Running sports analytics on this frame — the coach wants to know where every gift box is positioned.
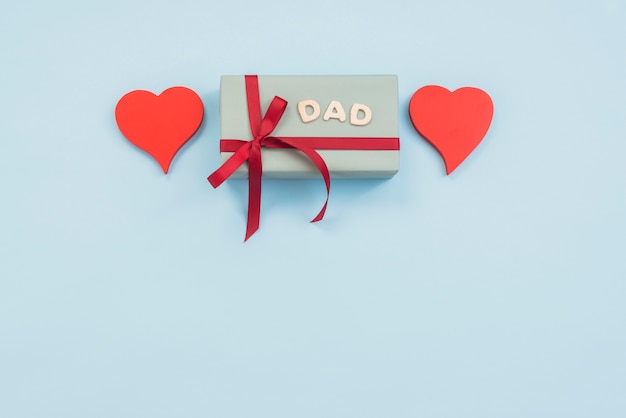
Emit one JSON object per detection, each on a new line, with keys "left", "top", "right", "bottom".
{"left": 218, "top": 75, "right": 400, "bottom": 178}
{"left": 209, "top": 75, "right": 400, "bottom": 240}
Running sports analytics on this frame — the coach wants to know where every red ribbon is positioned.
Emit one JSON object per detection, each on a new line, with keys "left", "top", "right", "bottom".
{"left": 208, "top": 75, "right": 399, "bottom": 241}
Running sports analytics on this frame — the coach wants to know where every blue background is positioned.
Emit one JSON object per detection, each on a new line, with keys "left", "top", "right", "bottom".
{"left": 2, "top": 1, "right": 625, "bottom": 417}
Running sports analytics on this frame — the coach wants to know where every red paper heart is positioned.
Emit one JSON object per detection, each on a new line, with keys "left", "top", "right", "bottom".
{"left": 409, "top": 85, "right": 493, "bottom": 174}
{"left": 115, "top": 87, "right": 204, "bottom": 173}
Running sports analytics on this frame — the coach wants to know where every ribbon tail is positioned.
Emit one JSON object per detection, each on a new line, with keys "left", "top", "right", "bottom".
{"left": 245, "top": 140, "right": 263, "bottom": 241}
{"left": 271, "top": 137, "right": 331, "bottom": 223}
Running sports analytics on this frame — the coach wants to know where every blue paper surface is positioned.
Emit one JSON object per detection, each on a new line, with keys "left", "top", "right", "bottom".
{"left": 1, "top": 1, "right": 625, "bottom": 417}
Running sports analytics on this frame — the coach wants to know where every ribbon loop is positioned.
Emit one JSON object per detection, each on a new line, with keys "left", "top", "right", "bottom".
{"left": 207, "top": 142, "right": 251, "bottom": 188}
{"left": 257, "top": 96, "right": 288, "bottom": 140}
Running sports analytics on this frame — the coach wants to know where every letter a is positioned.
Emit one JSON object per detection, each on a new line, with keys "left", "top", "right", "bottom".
{"left": 322, "top": 100, "right": 346, "bottom": 122}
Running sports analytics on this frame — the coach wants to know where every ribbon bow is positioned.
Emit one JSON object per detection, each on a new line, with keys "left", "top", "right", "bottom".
{"left": 208, "top": 75, "right": 330, "bottom": 241}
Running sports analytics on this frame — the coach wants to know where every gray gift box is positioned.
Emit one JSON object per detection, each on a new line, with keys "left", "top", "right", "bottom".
{"left": 219, "top": 75, "right": 399, "bottom": 178}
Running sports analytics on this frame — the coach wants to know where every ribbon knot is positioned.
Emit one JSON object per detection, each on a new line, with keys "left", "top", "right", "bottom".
{"left": 208, "top": 75, "right": 331, "bottom": 241}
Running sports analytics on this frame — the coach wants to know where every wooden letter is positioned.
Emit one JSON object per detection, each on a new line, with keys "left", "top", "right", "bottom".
{"left": 297, "top": 100, "right": 321, "bottom": 123}
{"left": 322, "top": 100, "right": 346, "bottom": 122}
{"left": 350, "top": 103, "right": 372, "bottom": 126}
